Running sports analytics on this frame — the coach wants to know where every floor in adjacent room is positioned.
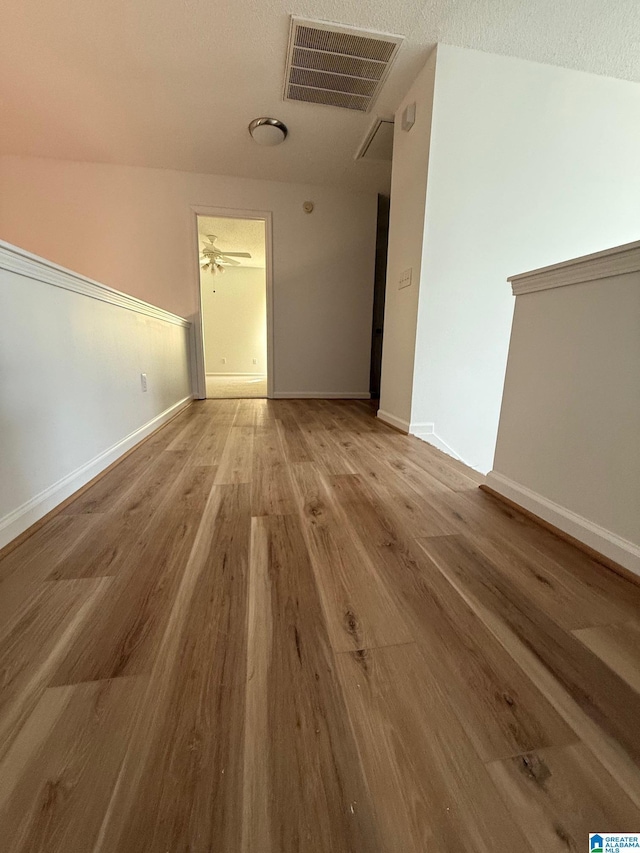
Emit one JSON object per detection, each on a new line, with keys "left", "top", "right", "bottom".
{"left": 205, "top": 373, "right": 267, "bottom": 398}
{"left": 1, "top": 398, "right": 639, "bottom": 852}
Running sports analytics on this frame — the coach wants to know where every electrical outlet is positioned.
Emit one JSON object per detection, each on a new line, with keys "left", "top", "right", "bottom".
{"left": 398, "top": 268, "right": 412, "bottom": 290}
{"left": 252, "top": 358, "right": 257, "bottom": 364}
{"left": 140, "top": 373, "right": 148, "bottom": 392}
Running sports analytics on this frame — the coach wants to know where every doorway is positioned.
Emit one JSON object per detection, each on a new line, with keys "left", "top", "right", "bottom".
{"left": 370, "top": 194, "right": 390, "bottom": 399}
{"left": 195, "top": 212, "right": 272, "bottom": 399}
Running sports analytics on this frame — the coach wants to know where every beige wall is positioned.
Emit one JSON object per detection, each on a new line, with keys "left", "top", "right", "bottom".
{"left": 0, "top": 155, "right": 377, "bottom": 396}
{"left": 489, "top": 247, "right": 640, "bottom": 574}
{"left": 378, "top": 50, "right": 436, "bottom": 429}
{"left": 201, "top": 265, "right": 267, "bottom": 375}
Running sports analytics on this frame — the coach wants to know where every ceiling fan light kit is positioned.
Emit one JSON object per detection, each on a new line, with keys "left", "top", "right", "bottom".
{"left": 248, "top": 117, "right": 288, "bottom": 146}
{"left": 200, "top": 234, "right": 252, "bottom": 275}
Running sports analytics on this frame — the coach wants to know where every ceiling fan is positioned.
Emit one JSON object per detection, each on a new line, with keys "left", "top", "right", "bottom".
{"left": 200, "top": 234, "right": 252, "bottom": 274}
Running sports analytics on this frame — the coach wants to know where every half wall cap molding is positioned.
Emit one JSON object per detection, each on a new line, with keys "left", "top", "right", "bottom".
{"left": 0, "top": 239, "right": 190, "bottom": 328}
{"left": 508, "top": 238, "right": 640, "bottom": 296}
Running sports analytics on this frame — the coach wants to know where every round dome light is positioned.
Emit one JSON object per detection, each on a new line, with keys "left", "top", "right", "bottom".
{"left": 248, "top": 117, "right": 288, "bottom": 146}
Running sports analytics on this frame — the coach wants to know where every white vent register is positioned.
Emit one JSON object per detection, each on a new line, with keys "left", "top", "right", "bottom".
{"left": 284, "top": 18, "right": 404, "bottom": 112}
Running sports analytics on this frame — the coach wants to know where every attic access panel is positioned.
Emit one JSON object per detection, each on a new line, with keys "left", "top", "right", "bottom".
{"left": 284, "top": 17, "right": 404, "bottom": 112}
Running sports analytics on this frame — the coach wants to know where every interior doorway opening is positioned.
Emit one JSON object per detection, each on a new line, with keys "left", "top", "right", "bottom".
{"left": 197, "top": 214, "right": 269, "bottom": 399}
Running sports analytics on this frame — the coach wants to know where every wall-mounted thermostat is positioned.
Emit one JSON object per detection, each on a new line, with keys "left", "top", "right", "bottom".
{"left": 303, "top": 201, "right": 314, "bottom": 214}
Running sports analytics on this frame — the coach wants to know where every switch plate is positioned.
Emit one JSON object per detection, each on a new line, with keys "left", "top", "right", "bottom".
{"left": 398, "top": 268, "right": 412, "bottom": 289}
{"left": 221, "top": 357, "right": 227, "bottom": 364}
{"left": 140, "top": 373, "right": 148, "bottom": 392}
{"left": 402, "top": 102, "right": 416, "bottom": 131}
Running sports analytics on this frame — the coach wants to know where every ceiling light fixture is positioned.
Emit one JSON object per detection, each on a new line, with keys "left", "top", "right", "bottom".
{"left": 248, "top": 117, "right": 288, "bottom": 146}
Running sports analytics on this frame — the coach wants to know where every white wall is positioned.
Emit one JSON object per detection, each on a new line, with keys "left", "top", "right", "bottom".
{"left": 0, "top": 156, "right": 377, "bottom": 396}
{"left": 487, "top": 243, "right": 640, "bottom": 574}
{"left": 381, "top": 45, "right": 640, "bottom": 470}
{"left": 381, "top": 45, "right": 640, "bottom": 472}
{"left": 378, "top": 50, "right": 436, "bottom": 430}
{"left": 201, "top": 265, "right": 267, "bottom": 375}
{"left": 0, "top": 240, "right": 192, "bottom": 549}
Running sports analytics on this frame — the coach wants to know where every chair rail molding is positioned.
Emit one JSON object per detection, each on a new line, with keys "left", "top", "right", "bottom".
{"left": 509, "top": 238, "right": 640, "bottom": 295}
{"left": 0, "top": 239, "right": 190, "bottom": 328}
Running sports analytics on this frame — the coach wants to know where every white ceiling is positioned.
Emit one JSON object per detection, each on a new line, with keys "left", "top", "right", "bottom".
{"left": 198, "top": 216, "right": 266, "bottom": 268}
{"left": 2, "top": 0, "right": 639, "bottom": 194}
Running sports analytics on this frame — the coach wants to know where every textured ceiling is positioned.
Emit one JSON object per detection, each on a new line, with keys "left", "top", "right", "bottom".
{"left": 198, "top": 216, "right": 266, "bottom": 268}
{"left": 1, "top": 0, "right": 639, "bottom": 193}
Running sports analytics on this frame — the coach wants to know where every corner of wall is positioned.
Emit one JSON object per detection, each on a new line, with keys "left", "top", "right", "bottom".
{"left": 378, "top": 50, "right": 438, "bottom": 429}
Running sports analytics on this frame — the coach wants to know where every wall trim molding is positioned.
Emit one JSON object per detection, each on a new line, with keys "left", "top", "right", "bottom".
{"left": 0, "top": 395, "right": 194, "bottom": 551}
{"left": 409, "top": 421, "right": 434, "bottom": 435}
{"left": 206, "top": 372, "right": 267, "bottom": 378}
{"left": 377, "top": 409, "right": 410, "bottom": 432}
{"left": 273, "top": 391, "right": 371, "bottom": 400}
{"left": 0, "top": 239, "right": 191, "bottom": 328}
{"left": 508, "top": 239, "right": 640, "bottom": 296}
{"left": 484, "top": 471, "right": 640, "bottom": 576}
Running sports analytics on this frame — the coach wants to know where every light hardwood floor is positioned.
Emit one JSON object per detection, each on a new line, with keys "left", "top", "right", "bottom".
{"left": 1, "top": 398, "right": 639, "bottom": 852}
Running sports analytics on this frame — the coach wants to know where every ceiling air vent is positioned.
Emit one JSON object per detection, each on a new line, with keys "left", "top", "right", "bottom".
{"left": 284, "top": 18, "right": 404, "bottom": 112}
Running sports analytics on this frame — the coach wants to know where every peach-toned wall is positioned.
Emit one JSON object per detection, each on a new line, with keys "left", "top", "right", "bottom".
{"left": 0, "top": 156, "right": 377, "bottom": 395}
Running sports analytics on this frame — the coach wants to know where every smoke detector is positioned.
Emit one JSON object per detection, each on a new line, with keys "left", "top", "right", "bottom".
{"left": 283, "top": 17, "right": 404, "bottom": 112}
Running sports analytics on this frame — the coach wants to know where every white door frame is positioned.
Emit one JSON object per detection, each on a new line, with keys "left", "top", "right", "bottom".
{"left": 190, "top": 205, "right": 274, "bottom": 399}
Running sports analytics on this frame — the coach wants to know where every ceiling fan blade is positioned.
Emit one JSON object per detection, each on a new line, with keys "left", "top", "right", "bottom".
{"left": 222, "top": 252, "right": 252, "bottom": 257}
{"left": 219, "top": 256, "right": 242, "bottom": 266}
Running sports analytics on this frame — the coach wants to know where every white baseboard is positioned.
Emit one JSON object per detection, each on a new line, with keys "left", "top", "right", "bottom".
{"left": 0, "top": 395, "right": 193, "bottom": 551}
{"left": 206, "top": 372, "right": 266, "bottom": 378}
{"left": 411, "top": 423, "right": 464, "bottom": 461}
{"left": 485, "top": 471, "right": 640, "bottom": 577}
{"left": 377, "top": 409, "right": 410, "bottom": 432}
{"left": 272, "top": 391, "right": 371, "bottom": 399}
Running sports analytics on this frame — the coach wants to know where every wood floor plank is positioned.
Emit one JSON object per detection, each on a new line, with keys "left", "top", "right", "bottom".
{"left": 418, "top": 534, "right": 640, "bottom": 767}
{"left": 0, "top": 514, "right": 101, "bottom": 587}
{"left": 188, "top": 419, "right": 232, "bottom": 467}
{"left": 335, "top": 643, "right": 535, "bottom": 853}
{"left": 338, "top": 445, "right": 460, "bottom": 538}
{"left": 250, "top": 423, "right": 296, "bottom": 516}
{"left": 325, "top": 474, "right": 576, "bottom": 760}
{"left": 50, "top": 450, "right": 190, "bottom": 579}
{"left": 60, "top": 408, "right": 197, "bottom": 515}
{"left": 95, "top": 483, "right": 252, "bottom": 853}
{"left": 299, "top": 429, "right": 357, "bottom": 475}
{"left": 2, "top": 399, "right": 639, "bottom": 850}
{"left": 214, "top": 425, "right": 254, "bottom": 484}
{"left": 0, "top": 677, "right": 146, "bottom": 853}
{"left": 50, "top": 465, "right": 216, "bottom": 684}
{"left": 403, "top": 539, "right": 579, "bottom": 761}
{"left": 433, "top": 488, "right": 640, "bottom": 629}
{"left": 0, "top": 577, "right": 111, "bottom": 761}
{"left": 234, "top": 398, "right": 258, "bottom": 427}
{"left": 275, "top": 410, "right": 313, "bottom": 464}
{"left": 573, "top": 620, "right": 640, "bottom": 694}
{"left": 0, "top": 515, "right": 103, "bottom": 635}
{"left": 486, "top": 744, "right": 640, "bottom": 852}
{"left": 242, "top": 514, "right": 381, "bottom": 852}
{"left": 290, "top": 462, "right": 413, "bottom": 652}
